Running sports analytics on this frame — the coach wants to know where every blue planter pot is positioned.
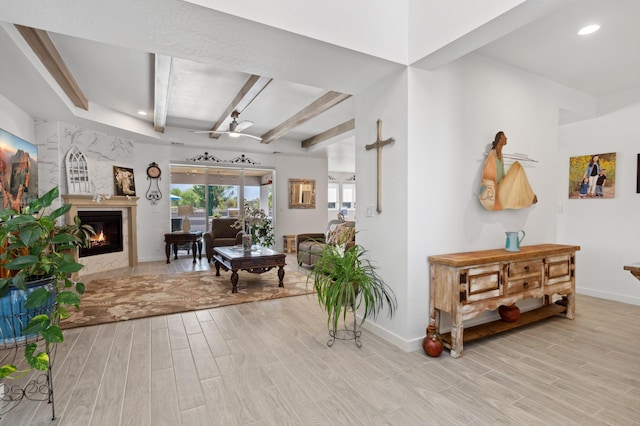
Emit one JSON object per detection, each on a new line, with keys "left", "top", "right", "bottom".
{"left": 0, "top": 276, "right": 56, "bottom": 345}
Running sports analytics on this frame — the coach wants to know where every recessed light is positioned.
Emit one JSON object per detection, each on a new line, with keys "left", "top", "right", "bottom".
{"left": 578, "top": 24, "right": 600, "bottom": 36}
{"left": 137, "top": 110, "right": 148, "bottom": 116}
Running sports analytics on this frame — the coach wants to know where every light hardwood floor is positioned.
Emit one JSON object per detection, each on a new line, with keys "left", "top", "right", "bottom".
{"left": 2, "top": 253, "right": 640, "bottom": 425}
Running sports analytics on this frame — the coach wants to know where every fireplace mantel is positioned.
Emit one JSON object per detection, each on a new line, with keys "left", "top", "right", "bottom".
{"left": 62, "top": 194, "right": 138, "bottom": 267}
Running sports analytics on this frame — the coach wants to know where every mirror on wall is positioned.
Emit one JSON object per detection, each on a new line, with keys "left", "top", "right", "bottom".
{"left": 289, "top": 178, "right": 316, "bottom": 209}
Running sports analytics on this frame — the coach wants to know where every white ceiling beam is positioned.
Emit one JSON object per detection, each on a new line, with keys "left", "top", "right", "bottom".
{"left": 153, "top": 54, "right": 172, "bottom": 133}
{"left": 260, "top": 91, "right": 351, "bottom": 144}
{"left": 15, "top": 24, "right": 89, "bottom": 110}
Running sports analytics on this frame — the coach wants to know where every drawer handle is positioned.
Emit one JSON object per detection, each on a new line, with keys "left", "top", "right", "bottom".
{"left": 524, "top": 266, "right": 530, "bottom": 272}
{"left": 523, "top": 282, "right": 529, "bottom": 289}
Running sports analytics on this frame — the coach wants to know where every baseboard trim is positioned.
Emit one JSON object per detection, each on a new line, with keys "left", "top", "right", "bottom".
{"left": 359, "top": 317, "right": 424, "bottom": 352}
{"left": 577, "top": 288, "right": 640, "bottom": 306}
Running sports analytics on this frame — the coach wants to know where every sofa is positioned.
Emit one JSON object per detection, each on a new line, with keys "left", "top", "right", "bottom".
{"left": 296, "top": 220, "right": 355, "bottom": 267}
{"left": 203, "top": 218, "right": 243, "bottom": 262}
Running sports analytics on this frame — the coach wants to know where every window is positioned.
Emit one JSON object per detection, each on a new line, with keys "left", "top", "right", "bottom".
{"left": 170, "top": 165, "right": 274, "bottom": 232}
{"left": 328, "top": 182, "right": 339, "bottom": 209}
{"left": 341, "top": 183, "right": 355, "bottom": 209}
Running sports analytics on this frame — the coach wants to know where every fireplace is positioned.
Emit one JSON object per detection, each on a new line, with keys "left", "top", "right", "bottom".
{"left": 62, "top": 194, "right": 138, "bottom": 273}
{"left": 78, "top": 211, "right": 123, "bottom": 257}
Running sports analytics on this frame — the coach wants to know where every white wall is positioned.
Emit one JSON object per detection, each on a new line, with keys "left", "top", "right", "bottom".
{"left": 355, "top": 69, "right": 410, "bottom": 346}
{"left": 354, "top": 53, "right": 597, "bottom": 350}
{"left": 0, "top": 94, "right": 34, "bottom": 143}
{"left": 558, "top": 104, "right": 640, "bottom": 305}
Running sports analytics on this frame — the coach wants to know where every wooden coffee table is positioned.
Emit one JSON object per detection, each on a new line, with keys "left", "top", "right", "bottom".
{"left": 213, "top": 246, "right": 286, "bottom": 293}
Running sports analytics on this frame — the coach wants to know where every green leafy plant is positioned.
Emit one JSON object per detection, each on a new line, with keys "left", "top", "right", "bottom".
{"left": 308, "top": 241, "right": 397, "bottom": 335}
{"left": 232, "top": 202, "right": 274, "bottom": 247}
{"left": 0, "top": 186, "right": 93, "bottom": 379}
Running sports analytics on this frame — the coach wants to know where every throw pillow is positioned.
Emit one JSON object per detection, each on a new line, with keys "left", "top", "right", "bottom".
{"left": 327, "top": 224, "right": 354, "bottom": 245}
{"left": 325, "top": 223, "right": 340, "bottom": 242}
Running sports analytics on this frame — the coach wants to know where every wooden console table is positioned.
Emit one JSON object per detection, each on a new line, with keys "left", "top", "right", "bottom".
{"left": 429, "top": 244, "right": 580, "bottom": 358}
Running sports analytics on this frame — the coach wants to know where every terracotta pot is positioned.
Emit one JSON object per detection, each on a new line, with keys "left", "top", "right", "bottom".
{"left": 498, "top": 304, "right": 520, "bottom": 322}
{"left": 422, "top": 325, "right": 443, "bottom": 357}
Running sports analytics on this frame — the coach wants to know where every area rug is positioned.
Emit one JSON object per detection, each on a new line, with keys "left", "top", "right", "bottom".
{"left": 61, "top": 268, "right": 313, "bottom": 329}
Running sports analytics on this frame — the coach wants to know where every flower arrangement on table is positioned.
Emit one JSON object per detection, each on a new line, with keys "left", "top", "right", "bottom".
{"left": 231, "top": 203, "right": 274, "bottom": 247}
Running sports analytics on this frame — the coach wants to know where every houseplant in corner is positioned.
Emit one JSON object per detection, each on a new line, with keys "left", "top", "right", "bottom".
{"left": 0, "top": 186, "right": 92, "bottom": 418}
{"left": 308, "top": 237, "right": 397, "bottom": 347}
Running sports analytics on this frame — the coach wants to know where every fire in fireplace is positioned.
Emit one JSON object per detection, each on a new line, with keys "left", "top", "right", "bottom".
{"left": 78, "top": 210, "right": 123, "bottom": 257}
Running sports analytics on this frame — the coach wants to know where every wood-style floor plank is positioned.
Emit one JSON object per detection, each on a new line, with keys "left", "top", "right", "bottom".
{"left": 121, "top": 318, "right": 151, "bottom": 426}
{"left": 1, "top": 255, "right": 638, "bottom": 426}
{"left": 90, "top": 321, "right": 135, "bottom": 426}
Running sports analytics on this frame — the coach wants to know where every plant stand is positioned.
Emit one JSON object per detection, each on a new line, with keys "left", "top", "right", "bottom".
{"left": 0, "top": 283, "right": 58, "bottom": 421}
{"left": 327, "top": 304, "right": 362, "bottom": 348}
{"left": 0, "top": 343, "right": 56, "bottom": 421}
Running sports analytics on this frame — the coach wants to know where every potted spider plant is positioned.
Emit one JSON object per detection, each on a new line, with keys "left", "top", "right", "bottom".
{"left": 0, "top": 186, "right": 92, "bottom": 379}
{"left": 308, "top": 240, "right": 397, "bottom": 346}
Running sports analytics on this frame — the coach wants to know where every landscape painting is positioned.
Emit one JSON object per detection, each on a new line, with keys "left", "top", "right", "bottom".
{"left": 0, "top": 128, "right": 38, "bottom": 210}
{"left": 568, "top": 152, "right": 616, "bottom": 199}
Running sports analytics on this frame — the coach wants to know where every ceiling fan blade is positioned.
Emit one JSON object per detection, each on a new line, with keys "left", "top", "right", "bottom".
{"left": 240, "top": 133, "right": 262, "bottom": 141}
{"left": 235, "top": 120, "right": 254, "bottom": 132}
{"left": 190, "top": 129, "right": 261, "bottom": 141}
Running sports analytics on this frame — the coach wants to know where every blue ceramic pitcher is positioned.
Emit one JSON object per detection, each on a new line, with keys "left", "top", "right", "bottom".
{"left": 505, "top": 230, "right": 525, "bottom": 252}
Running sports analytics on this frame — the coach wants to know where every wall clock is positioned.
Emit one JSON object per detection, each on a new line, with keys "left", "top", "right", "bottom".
{"left": 147, "top": 163, "right": 161, "bottom": 179}
{"left": 145, "top": 162, "right": 162, "bottom": 204}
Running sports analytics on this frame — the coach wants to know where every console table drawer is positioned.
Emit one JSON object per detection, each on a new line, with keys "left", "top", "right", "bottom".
{"left": 547, "top": 254, "right": 572, "bottom": 285}
{"left": 506, "top": 276, "right": 541, "bottom": 294}
{"left": 465, "top": 264, "right": 501, "bottom": 301}
{"left": 508, "top": 260, "right": 543, "bottom": 278}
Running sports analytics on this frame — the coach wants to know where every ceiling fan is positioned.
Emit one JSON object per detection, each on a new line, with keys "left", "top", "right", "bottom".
{"left": 192, "top": 110, "right": 262, "bottom": 141}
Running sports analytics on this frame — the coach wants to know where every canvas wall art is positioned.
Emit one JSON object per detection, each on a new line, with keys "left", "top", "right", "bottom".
{"left": 568, "top": 152, "right": 616, "bottom": 199}
{"left": 113, "top": 166, "right": 136, "bottom": 196}
{"left": 0, "top": 127, "right": 38, "bottom": 210}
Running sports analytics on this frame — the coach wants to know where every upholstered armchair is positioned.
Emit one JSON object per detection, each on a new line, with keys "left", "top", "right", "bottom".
{"left": 203, "top": 218, "right": 243, "bottom": 262}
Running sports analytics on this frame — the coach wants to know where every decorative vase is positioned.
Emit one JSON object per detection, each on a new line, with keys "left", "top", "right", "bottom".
{"left": 422, "top": 325, "right": 443, "bottom": 357}
{"left": 242, "top": 233, "right": 252, "bottom": 252}
{"left": 498, "top": 304, "right": 520, "bottom": 322}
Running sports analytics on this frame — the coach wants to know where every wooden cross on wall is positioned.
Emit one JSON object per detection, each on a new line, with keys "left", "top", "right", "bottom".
{"left": 365, "top": 119, "right": 395, "bottom": 213}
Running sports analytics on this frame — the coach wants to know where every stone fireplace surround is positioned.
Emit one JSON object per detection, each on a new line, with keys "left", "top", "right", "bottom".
{"left": 62, "top": 195, "right": 138, "bottom": 275}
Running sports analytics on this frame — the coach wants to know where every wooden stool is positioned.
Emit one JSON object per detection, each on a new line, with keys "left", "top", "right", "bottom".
{"left": 283, "top": 234, "right": 296, "bottom": 253}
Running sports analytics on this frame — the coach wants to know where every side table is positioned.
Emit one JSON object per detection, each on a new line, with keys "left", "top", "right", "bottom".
{"left": 283, "top": 234, "right": 296, "bottom": 253}
{"left": 164, "top": 231, "right": 203, "bottom": 264}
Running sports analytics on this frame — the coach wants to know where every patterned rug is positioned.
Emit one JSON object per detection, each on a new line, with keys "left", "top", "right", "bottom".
{"left": 61, "top": 268, "right": 313, "bottom": 329}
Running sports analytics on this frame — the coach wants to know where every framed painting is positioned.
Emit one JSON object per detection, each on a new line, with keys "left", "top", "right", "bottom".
{"left": 568, "top": 152, "right": 616, "bottom": 199}
{"left": 0, "top": 127, "right": 38, "bottom": 210}
{"left": 113, "top": 166, "right": 136, "bottom": 196}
